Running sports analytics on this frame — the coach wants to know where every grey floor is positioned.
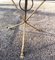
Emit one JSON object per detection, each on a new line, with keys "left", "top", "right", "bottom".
{"left": 0, "top": 3, "right": 55, "bottom": 60}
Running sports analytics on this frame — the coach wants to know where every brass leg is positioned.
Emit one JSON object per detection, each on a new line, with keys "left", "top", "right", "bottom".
{"left": 26, "top": 22, "right": 44, "bottom": 32}
{"left": 20, "top": 22, "right": 26, "bottom": 59}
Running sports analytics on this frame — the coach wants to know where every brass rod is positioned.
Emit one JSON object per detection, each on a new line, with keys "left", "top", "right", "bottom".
{"left": 26, "top": 22, "right": 44, "bottom": 32}
{"left": 20, "top": 0, "right": 28, "bottom": 59}
{"left": 11, "top": 0, "right": 19, "bottom": 10}
{"left": 20, "top": 23, "right": 26, "bottom": 59}
{"left": 26, "top": 1, "right": 45, "bottom": 21}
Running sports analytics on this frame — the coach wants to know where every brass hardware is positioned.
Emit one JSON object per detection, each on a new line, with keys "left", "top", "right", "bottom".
{"left": 11, "top": 0, "right": 46, "bottom": 59}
